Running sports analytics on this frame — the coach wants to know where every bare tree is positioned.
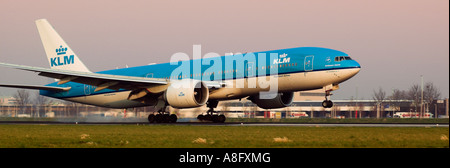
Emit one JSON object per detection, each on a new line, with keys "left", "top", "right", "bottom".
{"left": 424, "top": 82, "right": 441, "bottom": 104}
{"left": 389, "top": 89, "right": 407, "bottom": 116}
{"left": 13, "top": 89, "right": 31, "bottom": 116}
{"left": 63, "top": 100, "right": 81, "bottom": 117}
{"left": 372, "top": 87, "right": 386, "bottom": 118}
{"left": 390, "top": 89, "right": 407, "bottom": 100}
{"left": 424, "top": 82, "right": 441, "bottom": 114}
{"left": 373, "top": 87, "right": 386, "bottom": 102}
{"left": 34, "top": 91, "right": 52, "bottom": 117}
{"left": 407, "top": 84, "right": 421, "bottom": 112}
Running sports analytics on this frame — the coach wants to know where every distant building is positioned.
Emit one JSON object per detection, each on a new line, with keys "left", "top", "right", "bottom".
{"left": 0, "top": 97, "right": 17, "bottom": 105}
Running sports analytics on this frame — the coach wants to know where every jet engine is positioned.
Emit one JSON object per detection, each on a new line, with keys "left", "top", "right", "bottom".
{"left": 250, "top": 92, "right": 294, "bottom": 109}
{"left": 164, "top": 80, "right": 209, "bottom": 108}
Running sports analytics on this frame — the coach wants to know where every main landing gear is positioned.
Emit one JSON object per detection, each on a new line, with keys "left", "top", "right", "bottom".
{"left": 197, "top": 100, "right": 226, "bottom": 123}
{"left": 322, "top": 90, "right": 333, "bottom": 108}
{"left": 148, "top": 106, "right": 177, "bottom": 123}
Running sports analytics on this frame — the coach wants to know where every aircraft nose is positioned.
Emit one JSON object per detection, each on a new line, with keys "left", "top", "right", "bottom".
{"left": 343, "top": 59, "right": 361, "bottom": 78}
{"left": 354, "top": 66, "right": 361, "bottom": 74}
{"left": 352, "top": 60, "right": 361, "bottom": 69}
{"left": 351, "top": 61, "right": 361, "bottom": 76}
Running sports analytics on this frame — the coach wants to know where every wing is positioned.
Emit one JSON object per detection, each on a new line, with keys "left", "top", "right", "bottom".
{"left": 0, "top": 83, "right": 71, "bottom": 91}
{"left": 0, "top": 62, "right": 168, "bottom": 92}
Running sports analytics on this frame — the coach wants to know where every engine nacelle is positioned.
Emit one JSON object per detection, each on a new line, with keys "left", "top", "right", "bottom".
{"left": 164, "top": 80, "right": 209, "bottom": 108}
{"left": 250, "top": 92, "right": 294, "bottom": 109}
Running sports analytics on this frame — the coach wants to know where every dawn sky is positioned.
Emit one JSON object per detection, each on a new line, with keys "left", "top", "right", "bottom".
{"left": 0, "top": 0, "right": 448, "bottom": 100}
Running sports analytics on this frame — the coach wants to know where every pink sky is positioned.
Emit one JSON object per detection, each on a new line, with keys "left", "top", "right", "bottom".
{"left": 0, "top": 0, "right": 448, "bottom": 99}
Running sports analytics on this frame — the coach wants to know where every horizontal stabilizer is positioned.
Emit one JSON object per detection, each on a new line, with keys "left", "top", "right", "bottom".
{"left": 0, "top": 62, "right": 168, "bottom": 91}
{"left": 0, "top": 83, "right": 71, "bottom": 91}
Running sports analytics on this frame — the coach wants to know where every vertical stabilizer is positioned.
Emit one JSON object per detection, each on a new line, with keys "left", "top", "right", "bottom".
{"left": 35, "top": 19, "right": 91, "bottom": 72}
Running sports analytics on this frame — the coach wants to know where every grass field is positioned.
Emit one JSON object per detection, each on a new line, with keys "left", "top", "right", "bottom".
{"left": 0, "top": 125, "right": 448, "bottom": 148}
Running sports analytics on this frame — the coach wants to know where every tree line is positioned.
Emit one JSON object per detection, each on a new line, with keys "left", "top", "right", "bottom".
{"left": 372, "top": 81, "right": 442, "bottom": 117}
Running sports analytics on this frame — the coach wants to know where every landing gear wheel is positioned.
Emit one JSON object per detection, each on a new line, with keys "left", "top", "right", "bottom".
{"left": 218, "top": 115, "right": 226, "bottom": 123}
{"left": 169, "top": 114, "right": 177, "bottom": 123}
{"left": 197, "top": 100, "right": 226, "bottom": 123}
{"left": 148, "top": 104, "right": 178, "bottom": 123}
{"left": 322, "top": 100, "right": 333, "bottom": 108}
{"left": 197, "top": 115, "right": 204, "bottom": 121}
{"left": 152, "top": 114, "right": 177, "bottom": 123}
{"left": 212, "top": 115, "right": 219, "bottom": 123}
{"left": 322, "top": 89, "right": 334, "bottom": 108}
{"left": 154, "top": 114, "right": 163, "bottom": 123}
{"left": 204, "top": 114, "right": 212, "bottom": 121}
{"left": 163, "top": 114, "right": 171, "bottom": 123}
{"left": 148, "top": 114, "right": 155, "bottom": 123}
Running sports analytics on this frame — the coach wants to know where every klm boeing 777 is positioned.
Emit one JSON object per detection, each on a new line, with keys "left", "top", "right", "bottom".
{"left": 0, "top": 19, "right": 361, "bottom": 123}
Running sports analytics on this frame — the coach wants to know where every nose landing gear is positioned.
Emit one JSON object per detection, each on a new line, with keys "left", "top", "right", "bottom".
{"left": 322, "top": 90, "right": 333, "bottom": 108}
{"left": 322, "top": 84, "right": 339, "bottom": 108}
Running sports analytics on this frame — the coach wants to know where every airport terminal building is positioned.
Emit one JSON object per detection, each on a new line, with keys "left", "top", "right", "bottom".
{"left": 205, "top": 90, "right": 449, "bottom": 119}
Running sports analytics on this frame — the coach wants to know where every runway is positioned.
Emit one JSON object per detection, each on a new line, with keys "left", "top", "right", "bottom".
{"left": 0, "top": 120, "right": 448, "bottom": 127}
{"left": 226, "top": 123, "right": 449, "bottom": 127}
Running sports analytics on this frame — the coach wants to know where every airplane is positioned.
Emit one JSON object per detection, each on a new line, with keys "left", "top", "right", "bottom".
{"left": 0, "top": 19, "right": 361, "bottom": 123}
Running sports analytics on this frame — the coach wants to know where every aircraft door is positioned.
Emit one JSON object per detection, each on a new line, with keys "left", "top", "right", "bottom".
{"left": 84, "top": 84, "right": 91, "bottom": 95}
{"left": 304, "top": 56, "right": 314, "bottom": 71}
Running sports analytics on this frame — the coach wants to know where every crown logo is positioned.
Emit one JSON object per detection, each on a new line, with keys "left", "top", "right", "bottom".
{"left": 178, "top": 92, "right": 185, "bottom": 96}
{"left": 56, "top": 45, "right": 67, "bottom": 55}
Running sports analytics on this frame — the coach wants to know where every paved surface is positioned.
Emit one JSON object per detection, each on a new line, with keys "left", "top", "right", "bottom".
{"left": 226, "top": 123, "right": 449, "bottom": 127}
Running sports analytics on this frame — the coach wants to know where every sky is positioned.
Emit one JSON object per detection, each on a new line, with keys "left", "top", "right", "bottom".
{"left": 0, "top": 0, "right": 448, "bottom": 100}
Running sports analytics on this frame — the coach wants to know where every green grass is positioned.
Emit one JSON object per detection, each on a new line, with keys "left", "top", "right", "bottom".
{"left": 0, "top": 125, "right": 448, "bottom": 148}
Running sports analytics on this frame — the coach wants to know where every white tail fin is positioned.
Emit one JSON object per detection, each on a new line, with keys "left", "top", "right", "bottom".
{"left": 35, "top": 19, "right": 91, "bottom": 72}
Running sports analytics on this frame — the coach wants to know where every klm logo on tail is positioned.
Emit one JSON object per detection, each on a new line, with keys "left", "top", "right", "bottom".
{"left": 51, "top": 45, "right": 74, "bottom": 67}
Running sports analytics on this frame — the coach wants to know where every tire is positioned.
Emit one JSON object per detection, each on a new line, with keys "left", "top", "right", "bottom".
{"left": 169, "top": 114, "right": 177, "bottom": 123}
{"left": 204, "top": 114, "right": 212, "bottom": 121}
{"left": 148, "top": 114, "right": 155, "bottom": 123}
{"left": 197, "top": 115, "right": 204, "bottom": 121}
{"left": 322, "top": 100, "right": 333, "bottom": 108}
{"left": 155, "top": 114, "right": 162, "bottom": 123}
{"left": 327, "top": 100, "right": 333, "bottom": 108}
{"left": 212, "top": 115, "right": 219, "bottom": 123}
{"left": 163, "top": 114, "right": 170, "bottom": 123}
{"left": 322, "top": 101, "right": 327, "bottom": 108}
{"left": 218, "top": 115, "right": 226, "bottom": 123}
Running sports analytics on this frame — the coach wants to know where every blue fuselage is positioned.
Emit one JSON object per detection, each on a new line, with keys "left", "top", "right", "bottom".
{"left": 41, "top": 47, "right": 361, "bottom": 103}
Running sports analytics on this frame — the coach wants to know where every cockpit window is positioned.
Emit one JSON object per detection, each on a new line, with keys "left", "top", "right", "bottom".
{"left": 334, "top": 56, "right": 352, "bottom": 62}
